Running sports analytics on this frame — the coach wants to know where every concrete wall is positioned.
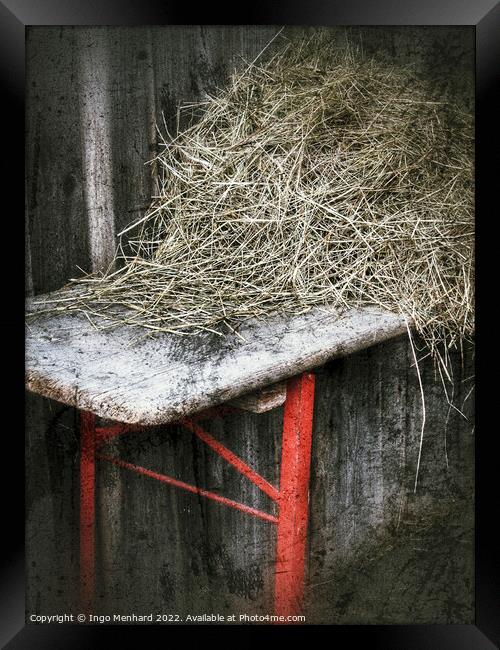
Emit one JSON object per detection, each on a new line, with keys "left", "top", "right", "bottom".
{"left": 25, "top": 26, "right": 474, "bottom": 624}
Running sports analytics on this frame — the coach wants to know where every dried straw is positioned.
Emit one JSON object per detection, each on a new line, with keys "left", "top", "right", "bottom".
{"left": 35, "top": 35, "right": 474, "bottom": 368}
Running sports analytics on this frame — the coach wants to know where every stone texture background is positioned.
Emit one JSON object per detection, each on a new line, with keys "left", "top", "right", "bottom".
{"left": 25, "top": 26, "right": 474, "bottom": 624}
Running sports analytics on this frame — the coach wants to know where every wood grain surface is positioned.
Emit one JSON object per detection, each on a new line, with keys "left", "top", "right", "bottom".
{"left": 26, "top": 292, "right": 408, "bottom": 424}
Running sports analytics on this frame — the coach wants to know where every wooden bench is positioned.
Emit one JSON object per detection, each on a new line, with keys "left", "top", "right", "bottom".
{"left": 26, "top": 290, "right": 408, "bottom": 619}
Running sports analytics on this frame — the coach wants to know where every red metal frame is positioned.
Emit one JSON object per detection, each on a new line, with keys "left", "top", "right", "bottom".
{"left": 79, "top": 371, "right": 315, "bottom": 619}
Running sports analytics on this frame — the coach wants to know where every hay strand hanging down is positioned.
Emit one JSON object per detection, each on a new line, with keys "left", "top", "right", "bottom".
{"left": 35, "top": 35, "right": 474, "bottom": 364}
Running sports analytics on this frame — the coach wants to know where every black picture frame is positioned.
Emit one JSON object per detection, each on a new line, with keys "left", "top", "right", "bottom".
{"left": 3, "top": 1, "right": 498, "bottom": 647}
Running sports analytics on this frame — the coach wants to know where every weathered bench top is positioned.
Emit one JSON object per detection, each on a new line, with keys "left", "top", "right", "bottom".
{"left": 25, "top": 291, "right": 408, "bottom": 425}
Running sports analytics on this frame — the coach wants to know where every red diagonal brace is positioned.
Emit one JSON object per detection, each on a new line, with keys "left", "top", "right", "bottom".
{"left": 181, "top": 418, "right": 280, "bottom": 502}
{"left": 96, "top": 454, "right": 278, "bottom": 524}
{"left": 95, "top": 423, "right": 148, "bottom": 446}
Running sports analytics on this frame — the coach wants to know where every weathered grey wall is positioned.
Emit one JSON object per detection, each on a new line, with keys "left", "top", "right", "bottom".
{"left": 25, "top": 26, "right": 474, "bottom": 624}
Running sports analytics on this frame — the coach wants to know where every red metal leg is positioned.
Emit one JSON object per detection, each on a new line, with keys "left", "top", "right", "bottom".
{"left": 80, "top": 410, "right": 96, "bottom": 613}
{"left": 274, "top": 372, "right": 315, "bottom": 618}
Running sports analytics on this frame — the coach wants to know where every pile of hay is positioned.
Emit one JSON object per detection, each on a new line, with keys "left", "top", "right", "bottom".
{"left": 38, "top": 36, "right": 474, "bottom": 364}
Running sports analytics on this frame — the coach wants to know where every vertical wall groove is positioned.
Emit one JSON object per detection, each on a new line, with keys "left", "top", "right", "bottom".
{"left": 78, "top": 29, "right": 117, "bottom": 273}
